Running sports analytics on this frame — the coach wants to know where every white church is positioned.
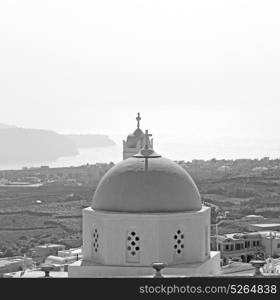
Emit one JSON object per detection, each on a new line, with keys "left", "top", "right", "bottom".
{"left": 69, "top": 114, "right": 220, "bottom": 277}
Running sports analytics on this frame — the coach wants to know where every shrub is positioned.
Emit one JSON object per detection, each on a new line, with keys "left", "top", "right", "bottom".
{"left": 3, "top": 248, "right": 15, "bottom": 257}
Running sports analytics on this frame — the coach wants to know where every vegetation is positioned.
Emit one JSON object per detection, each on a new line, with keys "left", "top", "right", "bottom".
{"left": 0, "top": 185, "right": 90, "bottom": 256}
{"left": 1, "top": 158, "right": 280, "bottom": 255}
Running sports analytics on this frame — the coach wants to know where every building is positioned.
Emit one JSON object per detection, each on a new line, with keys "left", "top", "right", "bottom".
{"left": 43, "top": 248, "right": 82, "bottom": 271}
{"left": 212, "top": 231, "right": 280, "bottom": 264}
{"left": 69, "top": 124, "right": 220, "bottom": 277}
{"left": 0, "top": 256, "right": 33, "bottom": 277}
{"left": 32, "top": 244, "right": 66, "bottom": 258}
{"left": 213, "top": 233, "right": 263, "bottom": 264}
{"left": 45, "top": 255, "right": 80, "bottom": 270}
{"left": 261, "top": 232, "right": 280, "bottom": 257}
{"left": 241, "top": 215, "right": 265, "bottom": 223}
{"left": 122, "top": 113, "right": 149, "bottom": 160}
{"left": 58, "top": 247, "right": 82, "bottom": 258}
{"left": 248, "top": 223, "right": 280, "bottom": 231}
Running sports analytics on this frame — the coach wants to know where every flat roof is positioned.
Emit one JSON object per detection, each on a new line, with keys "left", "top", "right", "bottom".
{"left": 59, "top": 248, "right": 81, "bottom": 253}
{"left": 35, "top": 244, "right": 65, "bottom": 248}
{"left": 251, "top": 224, "right": 280, "bottom": 228}
{"left": 243, "top": 215, "right": 264, "bottom": 218}
{"left": 0, "top": 257, "right": 26, "bottom": 268}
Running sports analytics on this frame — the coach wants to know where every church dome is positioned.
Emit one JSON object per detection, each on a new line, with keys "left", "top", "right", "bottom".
{"left": 92, "top": 156, "right": 202, "bottom": 213}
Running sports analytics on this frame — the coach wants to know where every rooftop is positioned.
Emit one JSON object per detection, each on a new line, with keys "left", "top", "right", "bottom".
{"left": 250, "top": 224, "right": 280, "bottom": 228}
{"left": 0, "top": 256, "right": 28, "bottom": 268}
{"left": 35, "top": 244, "right": 65, "bottom": 249}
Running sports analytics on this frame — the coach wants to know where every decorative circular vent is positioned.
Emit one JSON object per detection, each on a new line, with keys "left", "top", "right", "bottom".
{"left": 127, "top": 231, "right": 140, "bottom": 256}
{"left": 174, "top": 229, "right": 185, "bottom": 256}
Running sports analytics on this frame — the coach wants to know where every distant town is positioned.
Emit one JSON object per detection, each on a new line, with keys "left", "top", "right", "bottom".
{"left": 0, "top": 162, "right": 114, "bottom": 188}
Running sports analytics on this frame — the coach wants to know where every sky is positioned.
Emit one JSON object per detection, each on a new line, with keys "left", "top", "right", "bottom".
{"left": 1, "top": 0, "right": 280, "bottom": 146}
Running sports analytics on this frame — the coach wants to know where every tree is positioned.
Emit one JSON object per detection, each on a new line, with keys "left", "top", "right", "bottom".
{"left": 20, "top": 247, "right": 28, "bottom": 255}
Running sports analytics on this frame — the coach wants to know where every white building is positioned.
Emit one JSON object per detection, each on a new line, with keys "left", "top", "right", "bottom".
{"left": 69, "top": 124, "right": 220, "bottom": 277}
{"left": 33, "top": 244, "right": 65, "bottom": 257}
{"left": 214, "top": 231, "right": 280, "bottom": 264}
{"left": 248, "top": 223, "right": 280, "bottom": 231}
{"left": 241, "top": 215, "right": 265, "bottom": 223}
{"left": 260, "top": 231, "right": 280, "bottom": 257}
{"left": 45, "top": 255, "right": 80, "bottom": 268}
{"left": 0, "top": 256, "right": 33, "bottom": 277}
{"left": 58, "top": 247, "right": 82, "bottom": 258}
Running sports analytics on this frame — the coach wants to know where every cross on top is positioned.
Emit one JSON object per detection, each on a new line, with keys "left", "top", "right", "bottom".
{"left": 143, "top": 130, "right": 152, "bottom": 150}
{"left": 133, "top": 128, "right": 161, "bottom": 161}
{"left": 136, "top": 112, "right": 141, "bottom": 129}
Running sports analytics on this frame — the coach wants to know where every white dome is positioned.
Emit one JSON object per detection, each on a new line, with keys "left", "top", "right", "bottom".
{"left": 92, "top": 156, "right": 202, "bottom": 213}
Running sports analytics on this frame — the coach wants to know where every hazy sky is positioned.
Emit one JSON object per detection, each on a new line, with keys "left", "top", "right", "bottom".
{"left": 1, "top": 0, "right": 280, "bottom": 141}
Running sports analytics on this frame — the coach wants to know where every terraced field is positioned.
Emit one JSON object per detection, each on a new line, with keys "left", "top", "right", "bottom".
{"left": 0, "top": 185, "right": 94, "bottom": 256}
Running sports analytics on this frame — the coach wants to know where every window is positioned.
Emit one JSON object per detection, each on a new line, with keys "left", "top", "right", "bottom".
{"left": 126, "top": 230, "right": 140, "bottom": 263}
{"left": 277, "top": 243, "right": 280, "bottom": 249}
{"left": 173, "top": 229, "right": 185, "bottom": 260}
{"left": 92, "top": 226, "right": 99, "bottom": 259}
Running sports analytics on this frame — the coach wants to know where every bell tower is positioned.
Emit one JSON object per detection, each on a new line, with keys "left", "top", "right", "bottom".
{"left": 123, "top": 113, "right": 152, "bottom": 160}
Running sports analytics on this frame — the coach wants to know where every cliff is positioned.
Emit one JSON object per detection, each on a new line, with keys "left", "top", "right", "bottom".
{"left": 0, "top": 128, "right": 78, "bottom": 163}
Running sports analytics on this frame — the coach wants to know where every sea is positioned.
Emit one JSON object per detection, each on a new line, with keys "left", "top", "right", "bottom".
{"left": 1, "top": 134, "right": 280, "bottom": 171}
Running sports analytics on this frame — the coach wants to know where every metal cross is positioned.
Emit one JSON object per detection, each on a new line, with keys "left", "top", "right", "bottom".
{"left": 143, "top": 130, "right": 152, "bottom": 171}
{"left": 144, "top": 129, "right": 152, "bottom": 150}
